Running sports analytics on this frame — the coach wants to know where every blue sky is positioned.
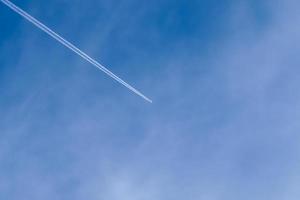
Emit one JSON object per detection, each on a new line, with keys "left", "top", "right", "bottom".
{"left": 1, "top": 0, "right": 300, "bottom": 199}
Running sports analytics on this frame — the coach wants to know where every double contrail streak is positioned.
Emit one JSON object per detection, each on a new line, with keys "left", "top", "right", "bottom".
{"left": 1, "top": 0, "right": 152, "bottom": 103}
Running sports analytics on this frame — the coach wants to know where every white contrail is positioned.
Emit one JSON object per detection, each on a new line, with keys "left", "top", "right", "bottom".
{"left": 0, "top": 0, "right": 152, "bottom": 103}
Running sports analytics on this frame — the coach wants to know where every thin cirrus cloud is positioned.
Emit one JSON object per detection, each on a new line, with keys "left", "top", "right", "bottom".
{"left": 0, "top": 0, "right": 300, "bottom": 200}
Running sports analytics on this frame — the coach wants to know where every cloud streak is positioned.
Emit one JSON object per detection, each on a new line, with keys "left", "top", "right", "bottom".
{"left": 0, "top": 0, "right": 152, "bottom": 103}
{"left": 1, "top": 0, "right": 300, "bottom": 199}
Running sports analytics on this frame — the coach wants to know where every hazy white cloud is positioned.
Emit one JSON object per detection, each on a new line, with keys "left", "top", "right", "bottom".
{"left": 1, "top": 0, "right": 300, "bottom": 199}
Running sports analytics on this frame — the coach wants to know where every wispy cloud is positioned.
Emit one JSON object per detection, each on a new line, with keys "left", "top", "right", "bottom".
{"left": 1, "top": 0, "right": 300, "bottom": 199}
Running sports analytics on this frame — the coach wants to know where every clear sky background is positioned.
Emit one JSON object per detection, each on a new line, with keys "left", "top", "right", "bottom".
{"left": 0, "top": 0, "right": 300, "bottom": 199}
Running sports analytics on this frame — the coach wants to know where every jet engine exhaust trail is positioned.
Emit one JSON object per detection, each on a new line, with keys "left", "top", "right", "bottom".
{"left": 0, "top": 0, "right": 152, "bottom": 103}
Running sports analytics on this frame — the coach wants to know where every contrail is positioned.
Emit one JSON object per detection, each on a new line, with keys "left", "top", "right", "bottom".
{"left": 0, "top": 0, "right": 152, "bottom": 103}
